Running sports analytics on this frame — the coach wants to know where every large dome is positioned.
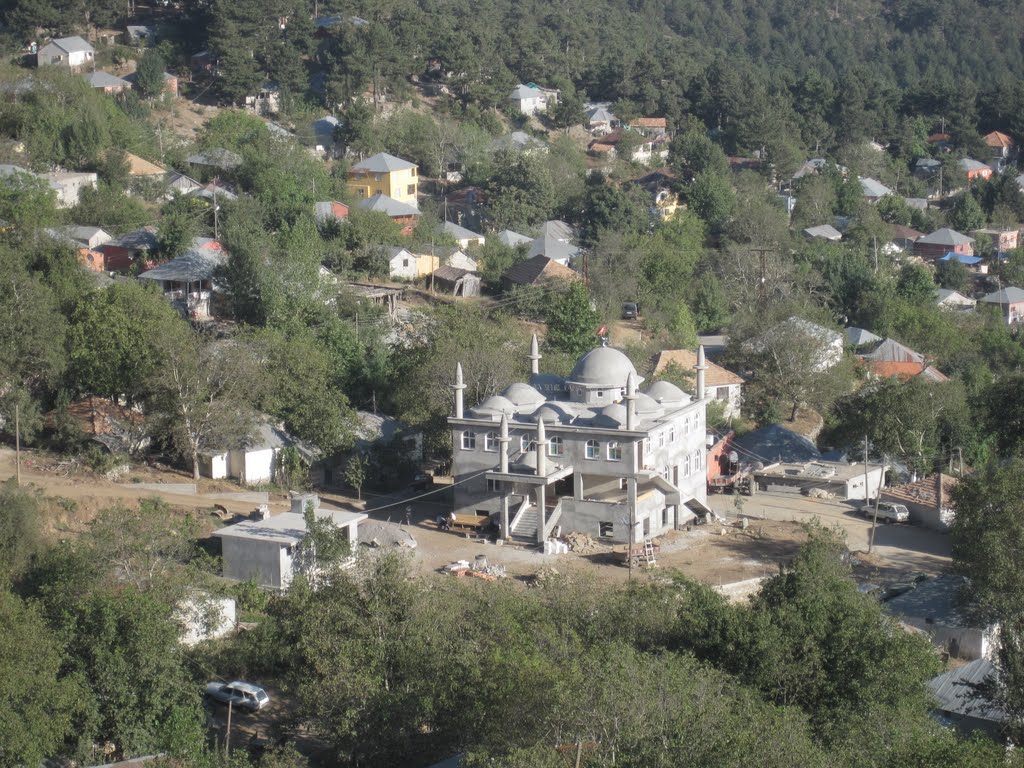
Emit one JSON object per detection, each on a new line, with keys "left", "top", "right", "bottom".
{"left": 567, "top": 346, "right": 638, "bottom": 387}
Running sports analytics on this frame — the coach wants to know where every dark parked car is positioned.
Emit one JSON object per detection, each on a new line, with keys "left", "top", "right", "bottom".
{"left": 622, "top": 302, "right": 639, "bottom": 320}
{"left": 205, "top": 681, "right": 270, "bottom": 712}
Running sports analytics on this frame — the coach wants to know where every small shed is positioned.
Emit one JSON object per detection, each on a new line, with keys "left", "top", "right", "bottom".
{"left": 431, "top": 265, "right": 481, "bottom": 297}
{"left": 928, "top": 658, "right": 1005, "bottom": 737}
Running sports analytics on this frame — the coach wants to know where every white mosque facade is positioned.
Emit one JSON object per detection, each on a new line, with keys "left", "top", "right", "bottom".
{"left": 448, "top": 337, "right": 712, "bottom": 545}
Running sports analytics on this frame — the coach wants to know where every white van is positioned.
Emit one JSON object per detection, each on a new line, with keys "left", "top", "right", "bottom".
{"left": 862, "top": 501, "right": 909, "bottom": 523}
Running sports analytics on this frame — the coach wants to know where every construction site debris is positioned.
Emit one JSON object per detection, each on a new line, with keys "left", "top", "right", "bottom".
{"left": 361, "top": 520, "right": 418, "bottom": 549}
{"left": 563, "top": 531, "right": 604, "bottom": 554}
{"left": 531, "top": 566, "right": 560, "bottom": 586}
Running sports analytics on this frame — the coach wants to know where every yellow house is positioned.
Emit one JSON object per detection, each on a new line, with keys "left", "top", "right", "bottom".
{"left": 347, "top": 152, "right": 419, "bottom": 208}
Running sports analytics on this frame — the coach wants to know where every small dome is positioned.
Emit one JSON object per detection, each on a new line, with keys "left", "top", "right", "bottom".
{"left": 634, "top": 392, "right": 663, "bottom": 415}
{"left": 592, "top": 402, "right": 628, "bottom": 428}
{"left": 645, "top": 380, "right": 690, "bottom": 404}
{"left": 469, "top": 395, "right": 515, "bottom": 418}
{"left": 534, "top": 405, "right": 566, "bottom": 424}
{"left": 567, "top": 346, "right": 639, "bottom": 388}
{"left": 502, "top": 382, "right": 546, "bottom": 407}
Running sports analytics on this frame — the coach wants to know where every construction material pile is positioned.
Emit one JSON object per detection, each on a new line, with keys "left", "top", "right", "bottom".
{"left": 543, "top": 539, "right": 569, "bottom": 555}
{"left": 443, "top": 558, "right": 506, "bottom": 581}
{"left": 564, "top": 531, "right": 603, "bottom": 554}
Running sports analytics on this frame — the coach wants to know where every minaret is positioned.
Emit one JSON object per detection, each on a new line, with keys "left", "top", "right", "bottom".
{"left": 453, "top": 362, "right": 466, "bottom": 418}
{"left": 536, "top": 417, "right": 547, "bottom": 477}
{"left": 528, "top": 333, "right": 541, "bottom": 375}
{"left": 499, "top": 412, "right": 510, "bottom": 474}
{"left": 695, "top": 345, "right": 707, "bottom": 401}
{"left": 625, "top": 371, "right": 637, "bottom": 430}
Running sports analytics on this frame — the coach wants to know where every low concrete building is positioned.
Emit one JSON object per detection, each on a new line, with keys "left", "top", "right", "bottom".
{"left": 753, "top": 460, "right": 885, "bottom": 500}
{"left": 886, "top": 574, "right": 998, "bottom": 660}
{"left": 213, "top": 495, "right": 366, "bottom": 590}
{"left": 176, "top": 594, "right": 235, "bottom": 646}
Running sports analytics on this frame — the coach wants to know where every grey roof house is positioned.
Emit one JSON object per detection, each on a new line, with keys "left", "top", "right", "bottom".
{"left": 37, "top": 36, "right": 94, "bottom": 70}
{"left": 928, "top": 658, "right": 1005, "bottom": 737}
{"left": 186, "top": 148, "right": 242, "bottom": 171}
{"left": 886, "top": 574, "right": 998, "bottom": 660}
{"left": 138, "top": 246, "right": 228, "bottom": 320}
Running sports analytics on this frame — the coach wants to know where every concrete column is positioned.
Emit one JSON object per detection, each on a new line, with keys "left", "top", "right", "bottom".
{"left": 529, "top": 333, "right": 541, "bottom": 375}
{"left": 453, "top": 362, "right": 466, "bottom": 418}
{"left": 535, "top": 417, "right": 547, "bottom": 545}
{"left": 627, "top": 476, "right": 638, "bottom": 544}
{"left": 499, "top": 414, "right": 510, "bottom": 539}
{"left": 535, "top": 418, "right": 547, "bottom": 477}
{"left": 695, "top": 345, "right": 707, "bottom": 401}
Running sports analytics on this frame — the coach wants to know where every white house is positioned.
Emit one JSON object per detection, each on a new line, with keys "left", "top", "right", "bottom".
{"left": 43, "top": 170, "right": 98, "bottom": 207}
{"left": 386, "top": 246, "right": 418, "bottom": 280}
{"left": 37, "top": 36, "right": 94, "bottom": 71}
{"left": 199, "top": 421, "right": 317, "bottom": 485}
{"left": 213, "top": 494, "right": 367, "bottom": 590}
{"left": 745, "top": 316, "right": 844, "bottom": 371}
{"left": 509, "top": 83, "right": 558, "bottom": 116}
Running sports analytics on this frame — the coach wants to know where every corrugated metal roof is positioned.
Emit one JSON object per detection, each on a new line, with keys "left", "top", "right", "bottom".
{"left": 138, "top": 249, "right": 227, "bottom": 282}
{"left": 45, "top": 36, "right": 93, "bottom": 54}
{"left": 928, "top": 658, "right": 1004, "bottom": 722}
{"left": 918, "top": 228, "right": 974, "bottom": 246}
{"left": 357, "top": 193, "right": 419, "bottom": 217}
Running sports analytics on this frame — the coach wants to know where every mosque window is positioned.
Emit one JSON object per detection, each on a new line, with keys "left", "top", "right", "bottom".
{"left": 548, "top": 436, "right": 564, "bottom": 456}
{"left": 484, "top": 432, "right": 498, "bottom": 451}
{"left": 585, "top": 440, "right": 600, "bottom": 459}
{"left": 461, "top": 431, "right": 476, "bottom": 450}
{"left": 607, "top": 442, "right": 622, "bottom": 461}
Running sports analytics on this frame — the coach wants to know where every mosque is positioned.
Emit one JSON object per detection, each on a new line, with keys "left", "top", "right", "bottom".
{"left": 448, "top": 336, "right": 712, "bottom": 544}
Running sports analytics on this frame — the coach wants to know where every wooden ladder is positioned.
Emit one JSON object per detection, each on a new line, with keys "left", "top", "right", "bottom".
{"left": 642, "top": 539, "right": 656, "bottom": 566}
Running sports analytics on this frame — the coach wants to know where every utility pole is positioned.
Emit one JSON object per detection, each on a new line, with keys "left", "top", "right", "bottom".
{"left": 15, "top": 404, "right": 21, "bottom": 487}
{"left": 872, "top": 235, "right": 878, "bottom": 272}
{"left": 212, "top": 178, "right": 220, "bottom": 240}
{"left": 866, "top": 436, "right": 879, "bottom": 553}
{"left": 224, "top": 700, "right": 233, "bottom": 757}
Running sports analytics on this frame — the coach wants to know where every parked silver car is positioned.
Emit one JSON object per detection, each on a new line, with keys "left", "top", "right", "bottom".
{"left": 862, "top": 501, "right": 910, "bottom": 523}
{"left": 204, "top": 681, "right": 270, "bottom": 712}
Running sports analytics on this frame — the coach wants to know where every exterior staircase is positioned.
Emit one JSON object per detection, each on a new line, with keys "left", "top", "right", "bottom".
{"left": 510, "top": 503, "right": 539, "bottom": 544}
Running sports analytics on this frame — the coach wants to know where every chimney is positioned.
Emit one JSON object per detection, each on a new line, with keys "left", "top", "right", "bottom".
{"left": 453, "top": 362, "right": 466, "bottom": 418}
{"left": 625, "top": 371, "right": 637, "bottom": 430}
{"left": 528, "top": 333, "right": 541, "bottom": 375}
{"left": 536, "top": 417, "right": 547, "bottom": 477}
{"left": 696, "top": 345, "right": 708, "bottom": 400}
{"left": 499, "top": 412, "right": 510, "bottom": 474}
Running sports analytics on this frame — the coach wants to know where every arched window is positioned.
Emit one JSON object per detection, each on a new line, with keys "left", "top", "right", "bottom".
{"left": 684, "top": 455, "right": 691, "bottom": 476}
{"left": 484, "top": 432, "right": 498, "bottom": 452}
{"left": 694, "top": 450, "right": 703, "bottom": 470}
{"left": 585, "top": 440, "right": 600, "bottom": 459}
{"left": 548, "top": 436, "right": 564, "bottom": 456}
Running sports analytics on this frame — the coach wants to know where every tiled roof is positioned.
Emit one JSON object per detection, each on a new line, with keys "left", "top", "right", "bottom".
{"left": 984, "top": 131, "right": 1014, "bottom": 149}
{"left": 653, "top": 349, "right": 743, "bottom": 387}
{"left": 501, "top": 255, "right": 579, "bottom": 286}
{"left": 631, "top": 117, "right": 667, "bottom": 128}
{"left": 882, "top": 473, "right": 958, "bottom": 510}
